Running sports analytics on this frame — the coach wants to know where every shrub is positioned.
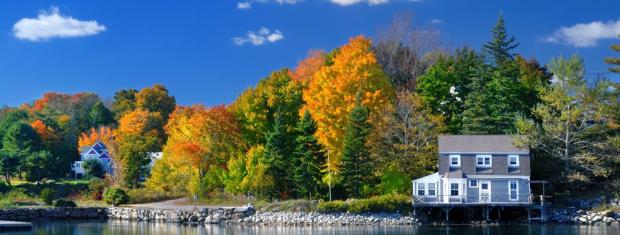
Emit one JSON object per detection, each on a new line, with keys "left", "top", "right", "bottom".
{"left": 103, "top": 188, "right": 129, "bottom": 206}
{"left": 40, "top": 188, "right": 56, "bottom": 206}
{"left": 0, "top": 181, "right": 9, "bottom": 194}
{"left": 82, "top": 159, "right": 105, "bottom": 179}
{"left": 53, "top": 199, "right": 77, "bottom": 208}
{"left": 316, "top": 194, "right": 411, "bottom": 214}
{"left": 88, "top": 178, "right": 107, "bottom": 200}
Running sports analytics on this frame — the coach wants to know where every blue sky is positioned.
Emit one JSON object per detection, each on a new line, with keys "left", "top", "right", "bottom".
{"left": 1, "top": 0, "right": 619, "bottom": 107}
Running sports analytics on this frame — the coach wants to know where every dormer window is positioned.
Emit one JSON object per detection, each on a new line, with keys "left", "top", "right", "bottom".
{"left": 476, "top": 155, "right": 492, "bottom": 167}
{"left": 508, "top": 155, "right": 519, "bottom": 167}
{"left": 449, "top": 155, "right": 460, "bottom": 167}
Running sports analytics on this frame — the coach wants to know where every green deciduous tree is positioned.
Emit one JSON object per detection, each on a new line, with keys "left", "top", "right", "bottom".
{"left": 89, "top": 101, "right": 114, "bottom": 128}
{"left": 340, "top": 100, "right": 373, "bottom": 198}
{"left": 0, "top": 150, "right": 19, "bottom": 186}
{"left": 136, "top": 84, "right": 176, "bottom": 121}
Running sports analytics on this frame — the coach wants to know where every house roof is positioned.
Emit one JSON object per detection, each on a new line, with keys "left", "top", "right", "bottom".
{"left": 444, "top": 170, "right": 465, "bottom": 179}
{"left": 438, "top": 135, "right": 528, "bottom": 154}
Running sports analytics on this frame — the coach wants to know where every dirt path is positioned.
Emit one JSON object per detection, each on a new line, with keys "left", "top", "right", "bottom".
{"left": 126, "top": 198, "right": 238, "bottom": 210}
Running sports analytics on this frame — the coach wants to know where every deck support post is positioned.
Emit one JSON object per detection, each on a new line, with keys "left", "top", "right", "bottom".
{"left": 441, "top": 206, "right": 452, "bottom": 223}
{"left": 527, "top": 207, "right": 532, "bottom": 223}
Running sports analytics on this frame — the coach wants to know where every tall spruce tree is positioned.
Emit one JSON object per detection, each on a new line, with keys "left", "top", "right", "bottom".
{"left": 483, "top": 14, "right": 519, "bottom": 65}
{"left": 604, "top": 35, "right": 620, "bottom": 73}
{"left": 340, "top": 100, "right": 373, "bottom": 198}
{"left": 89, "top": 101, "right": 114, "bottom": 128}
{"left": 265, "top": 111, "right": 295, "bottom": 199}
{"left": 293, "top": 111, "right": 325, "bottom": 199}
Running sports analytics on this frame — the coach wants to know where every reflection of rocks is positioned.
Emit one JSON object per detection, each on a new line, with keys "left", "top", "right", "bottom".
{"left": 0, "top": 208, "right": 107, "bottom": 221}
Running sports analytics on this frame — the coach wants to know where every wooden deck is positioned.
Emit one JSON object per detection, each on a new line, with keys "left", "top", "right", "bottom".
{"left": 0, "top": 220, "right": 32, "bottom": 231}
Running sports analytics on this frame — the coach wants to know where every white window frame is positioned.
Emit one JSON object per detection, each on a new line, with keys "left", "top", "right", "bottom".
{"left": 450, "top": 183, "right": 459, "bottom": 196}
{"left": 428, "top": 183, "right": 436, "bottom": 196}
{"left": 476, "top": 155, "right": 492, "bottom": 168}
{"left": 509, "top": 181, "right": 519, "bottom": 201}
{"left": 508, "top": 155, "right": 520, "bottom": 167}
{"left": 449, "top": 154, "right": 461, "bottom": 167}
{"left": 469, "top": 179, "right": 478, "bottom": 188}
{"left": 417, "top": 183, "right": 425, "bottom": 196}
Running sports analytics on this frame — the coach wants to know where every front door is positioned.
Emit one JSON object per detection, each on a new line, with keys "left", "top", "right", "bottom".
{"left": 479, "top": 181, "right": 491, "bottom": 203}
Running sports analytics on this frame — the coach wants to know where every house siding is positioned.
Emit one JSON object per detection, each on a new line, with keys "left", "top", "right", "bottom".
{"left": 464, "top": 178, "right": 530, "bottom": 203}
{"left": 439, "top": 154, "right": 530, "bottom": 176}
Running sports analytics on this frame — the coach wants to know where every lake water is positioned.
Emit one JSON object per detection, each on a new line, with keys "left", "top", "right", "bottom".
{"left": 3, "top": 221, "right": 620, "bottom": 235}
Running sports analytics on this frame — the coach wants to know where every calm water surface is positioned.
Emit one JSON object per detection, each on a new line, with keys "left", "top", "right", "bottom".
{"left": 3, "top": 221, "right": 620, "bottom": 235}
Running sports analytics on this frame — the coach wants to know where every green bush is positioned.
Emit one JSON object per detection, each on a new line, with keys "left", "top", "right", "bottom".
{"left": 317, "top": 200, "right": 348, "bottom": 213}
{"left": 0, "top": 181, "right": 9, "bottom": 194}
{"left": 88, "top": 178, "right": 107, "bottom": 200}
{"left": 40, "top": 188, "right": 56, "bottom": 206}
{"left": 317, "top": 194, "right": 411, "bottom": 214}
{"left": 103, "top": 188, "right": 129, "bottom": 206}
{"left": 82, "top": 159, "right": 105, "bottom": 179}
{"left": 53, "top": 199, "right": 77, "bottom": 208}
{"left": 126, "top": 188, "right": 185, "bottom": 204}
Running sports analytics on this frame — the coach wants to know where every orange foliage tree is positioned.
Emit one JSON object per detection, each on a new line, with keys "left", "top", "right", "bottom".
{"left": 302, "top": 36, "right": 395, "bottom": 172}
{"left": 291, "top": 50, "right": 327, "bottom": 86}
{"left": 78, "top": 127, "right": 115, "bottom": 150}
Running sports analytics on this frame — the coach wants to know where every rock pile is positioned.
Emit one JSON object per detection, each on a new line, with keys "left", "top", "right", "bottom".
{"left": 549, "top": 208, "right": 620, "bottom": 225}
{"left": 106, "top": 205, "right": 255, "bottom": 224}
{"left": 238, "top": 211, "right": 419, "bottom": 226}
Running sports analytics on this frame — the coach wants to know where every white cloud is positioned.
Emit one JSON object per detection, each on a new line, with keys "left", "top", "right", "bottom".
{"left": 429, "top": 19, "right": 443, "bottom": 24}
{"left": 233, "top": 27, "right": 284, "bottom": 46}
{"left": 330, "top": 0, "right": 389, "bottom": 6}
{"left": 237, "top": 2, "right": 252, "bottom": 9}
{"left": 545, "top": 20, "right": 620, "bottom": 47}
{"left": 13, "top": 6, "right": 105, "bottom": 42}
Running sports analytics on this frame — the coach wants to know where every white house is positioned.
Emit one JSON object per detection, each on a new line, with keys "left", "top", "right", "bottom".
{"left": 71, "top": 141, "right": 163, "bottom": 179}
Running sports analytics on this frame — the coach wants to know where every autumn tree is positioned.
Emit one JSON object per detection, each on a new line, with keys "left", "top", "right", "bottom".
{"left": 516, "top": 55, "right": 619, "bottom": 190}
{"left": 136, "top": 84, "right": 176, "bottom": 121}
{"left": 162, "top": 105, "right": 244, "bottom": 194}
{"left": 303, "top": 36, "right": 394, "bottom": 172}
{"left": 240, "top": 145, "right": 274, "bottom": 198}
{"left": 112, "top": 89, "right": 138, "bottom": 120}
{"left": 78, "top": 127, "right": 115, "bottom": 150}
{"left": 290, "top": 50, "right": 327, "bottom": 87}
{"left": 372, "top": 92, "right": 445, "bottom": 194}
{"left": 115, "top": 109, "right": 164, "bottom": 187}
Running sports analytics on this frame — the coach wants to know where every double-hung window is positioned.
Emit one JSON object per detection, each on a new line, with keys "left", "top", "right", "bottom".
{"left": 449, "top": 155, "right": 461, "bottom": 167}
{"left": 417, "top": 183, "right": 425, "bottom": 196}
{"left": 469, "top": 179, "right": 478, "bottom": 188}
{"left": 509, "top": 181, "right": 518, "bottom": 200}
{"left": 476, "top": 155, "right": 492, "bottom": 167}
{"left": 428, "top": 183, "right": 436, "bottom": 196}
{"left": 450, "top": 183, "right": 459, "bottom": 196}
{"left": 508, "top": 155, "right": 519, "bottom": 167}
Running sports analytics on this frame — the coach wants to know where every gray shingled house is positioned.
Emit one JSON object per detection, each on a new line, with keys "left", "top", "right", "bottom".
{"left": 412, "top": 135, "right": 531, "bottom": 205}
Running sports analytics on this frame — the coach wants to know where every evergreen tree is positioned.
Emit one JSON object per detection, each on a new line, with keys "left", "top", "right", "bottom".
{"left": 604, "top": 35, "right": 620, "bottom": 73}
{"left": 0, "top": 150, "right": 19, "bottom": 186}
{"left": 2, "top": 122, "right": 42, "bottom": 154}
{"left": 23, "top": 150, "right": 54, "bottom": 183}
{"left": 340, "top": 100, "right": 373, "bottom": 198}
{"left": 293, "top": 111, "right": 325, "bottom": 199}
{"left": 483, "top": 14, "right": 519, "bottom": 65}
{"left": 89, "top": 101, "right": 114, "bottom": 128}
{"left": 265, "top": 111, "right": 295, "bottom": 199}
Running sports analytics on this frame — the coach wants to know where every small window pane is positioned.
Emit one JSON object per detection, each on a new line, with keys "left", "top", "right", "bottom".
{"left": 417, "top": 183, "right": 425, "bottom": 196}
{"left": 428, "top": 183, "right": 436, "bottom": 196}
{"left": 450, "top": 183, "right": 459, "bottom": 196}
{"left": 469, "top": 180, "right": 478, "bottom": 187}
{"left": 481, "top": 183, "right": 488, "bottom": 190}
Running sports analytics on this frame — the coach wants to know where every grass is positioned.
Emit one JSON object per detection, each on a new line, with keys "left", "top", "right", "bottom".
{"left": 126, "top": 188, "right": 186, "bottom": 204}
{"left": 256, "top": 199, "right": 319, "bottom": 212}
{"left": 254, "top": 194, "right": 412, "bottom": 214}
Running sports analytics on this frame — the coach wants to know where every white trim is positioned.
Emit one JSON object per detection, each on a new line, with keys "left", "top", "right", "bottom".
{"left": 476, "top": 155, "right": 492, "bottom": 167}
{"left": 508, "top": 155, "right": 520, "bottom": 167}
{"left": 440, "top": 151, "right": 529, "bottom": 155}
{"left": 449, "top": 154, "right": 461, "bottom": 167}
{"left": 469, "top": 179, "right": 478, "bottom": 188}
{"left": 467, "top": 175, "right": 530, "bottom": 179}
{"left": 508, "top": 180, "right": 519, "bottom": 201}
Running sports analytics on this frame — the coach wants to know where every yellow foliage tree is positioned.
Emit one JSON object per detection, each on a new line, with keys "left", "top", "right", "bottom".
{"left": 78, "top": 126, "right": 114, "bottom": 150}
{"left": 302, "top": 36, "right": 394, "bottom": 172}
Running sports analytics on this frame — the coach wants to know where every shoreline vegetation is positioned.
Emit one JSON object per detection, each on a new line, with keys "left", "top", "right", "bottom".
{"left": 0, "top": 13, "right": 619, "bottom": 227}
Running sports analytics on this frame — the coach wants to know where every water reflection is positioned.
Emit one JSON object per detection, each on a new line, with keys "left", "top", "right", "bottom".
{"left": 4, "top": 221, "right": 620, "bottom": 235}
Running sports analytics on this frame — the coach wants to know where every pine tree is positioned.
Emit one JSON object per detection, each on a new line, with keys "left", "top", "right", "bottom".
{"left": 293, "top": 111, "right": 325, "bottom": 199}
{"left": 604, "top": 35, "right": 620, "bottom": 73}
{"left": 89, "top": 101, "right": 114, "bottom": 128}
{"left": 265, "top": 111, "right": 295, "bottom": 199}
{"left": 340, "top": 100, "right": 373, "bottom": 198}
{"left": 483, "top": 14, "right": 519, "bottom": 65}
